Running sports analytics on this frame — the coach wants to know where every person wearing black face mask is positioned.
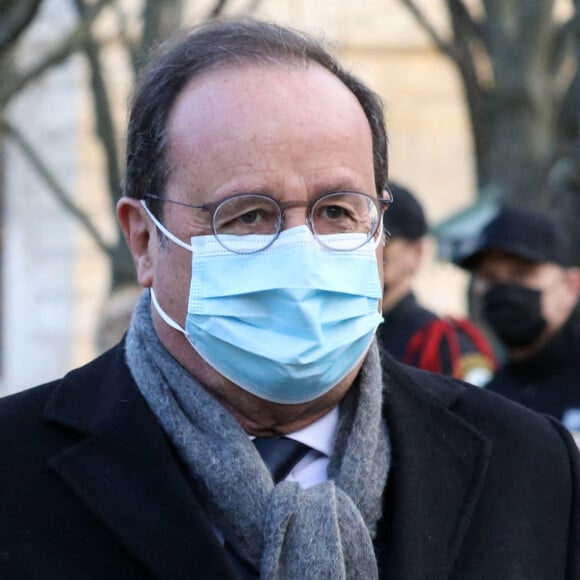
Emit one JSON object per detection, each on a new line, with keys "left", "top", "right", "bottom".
{"left": 379, "top": 183, "right": 496, "bottom": 385}
{"left": 481, "top": 283, "right": 547, "bottom": 349}
{"left": 458, "top": 205, "right": 580, "bottom": 436}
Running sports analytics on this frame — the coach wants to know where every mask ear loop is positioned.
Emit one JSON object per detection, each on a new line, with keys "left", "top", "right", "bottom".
{"left": 373, "top": 215, "right": 387, "bottom": 250}
{"left": 140, "top": 199, "right": 194, "bottom": 252}
{"left": 141, "top": 200, "right": 193, "bottom": 335}
{"left": 150, "top": 288, "right": 187, "bottom": 334}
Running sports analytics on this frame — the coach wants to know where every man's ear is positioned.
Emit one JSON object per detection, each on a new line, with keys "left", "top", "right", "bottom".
{"left": 117, "top": 197, "right": 154, "bottom": 288}
{"left": 566, "top": 267, "right": 580, "bottom": 297}
{"left": 408, "top": 238, "right": 425, "bottom": 276}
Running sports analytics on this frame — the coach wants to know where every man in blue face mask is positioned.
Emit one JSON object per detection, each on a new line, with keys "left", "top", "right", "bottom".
{"left": 0, "top": 19, "right": 578, "bottom": 580}
{"left": 458, "top": 206, "right": 580, "bottom": 432}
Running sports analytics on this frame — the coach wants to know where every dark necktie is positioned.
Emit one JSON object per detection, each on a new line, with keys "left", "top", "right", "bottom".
{"left": 225, "top": 437, "right": 312, "bottom": 578}
{"left": 252, "top": 436, "right": 312, "bottom": 483}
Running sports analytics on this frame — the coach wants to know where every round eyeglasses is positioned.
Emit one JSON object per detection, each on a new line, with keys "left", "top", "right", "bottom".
{"left": 145, "top": 190, "right": 392, "bottom": 254}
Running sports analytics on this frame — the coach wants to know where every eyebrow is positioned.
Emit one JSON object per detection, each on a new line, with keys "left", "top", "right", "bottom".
{"left": 216, "top": 180, "right": 372, "bottom": 202}
{"left": 311, "top": 176, "right": 370, "bottom": 195}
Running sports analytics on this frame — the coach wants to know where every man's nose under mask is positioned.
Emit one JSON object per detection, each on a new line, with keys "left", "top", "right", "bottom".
{"left": 146, "top": 220, "right": 384, "bottom": 404}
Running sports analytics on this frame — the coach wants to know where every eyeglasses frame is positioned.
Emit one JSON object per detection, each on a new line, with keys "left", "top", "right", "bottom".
{"left": 144, "top": 188, "right": 393, "bottom": 253}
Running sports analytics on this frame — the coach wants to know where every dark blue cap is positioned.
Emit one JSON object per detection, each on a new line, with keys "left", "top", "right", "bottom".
{"left": 457, "top": 205, "right": 572, "bottom": 269}
{"left": 383, "top": 182, "right": 428, "bottom": 240}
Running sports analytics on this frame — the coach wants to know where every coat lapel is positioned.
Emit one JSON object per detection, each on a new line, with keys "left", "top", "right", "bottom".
{"left": 42, "top": 344, "right": 236, "bottom": 580}
{"left": 379, "top": 361, "right": 492, "bottom": 579}
{"left": 42, "top": 343, "right": 492, "bottom": 579}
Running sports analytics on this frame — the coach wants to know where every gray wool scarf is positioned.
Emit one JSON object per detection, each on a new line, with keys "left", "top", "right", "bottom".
{"left": 125, "top": 291, "right": 390, "bottom": 579}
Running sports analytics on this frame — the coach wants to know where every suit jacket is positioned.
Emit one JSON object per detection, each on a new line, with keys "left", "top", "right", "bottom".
{"left": 0, "top": 343, "right": 578, "bottom": 579}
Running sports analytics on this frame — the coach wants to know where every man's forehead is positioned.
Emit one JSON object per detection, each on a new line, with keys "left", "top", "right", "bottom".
{"left": 479, "top": 250, "right": 537, "bottom": 267}
{"left": 163, "top": 61, "right": 374, "bottom": 181}
{"left": 156, "top": 59, "right": 378, "bottom": 212}
{"left": 169, "top": 61, "right": 357, "bottom": 120}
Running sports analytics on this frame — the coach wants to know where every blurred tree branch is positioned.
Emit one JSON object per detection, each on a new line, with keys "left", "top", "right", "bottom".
{"left": 0, "top": 0, "right": 114, "bottom": 108}
{"left": 399, "top": 0, "right": 580, "bottom": 264}
{"left": 0, "top": 0, "right": 43, "bottom": 55}
{"left": 1, "top": 118, "right": 112, "bottom": 256}
{"left": 399, "top": 0, "right": 579, "bottom": 204}
{"left": 398, "top": 0, "right": 453, "bottom": 57}
{"left": 0, "top": 0, "right": 254, "bottom": 290}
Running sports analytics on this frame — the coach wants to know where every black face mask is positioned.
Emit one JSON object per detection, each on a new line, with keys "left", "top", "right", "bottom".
{"left": 482, "top": 283, "right": 547, "bottom": 349}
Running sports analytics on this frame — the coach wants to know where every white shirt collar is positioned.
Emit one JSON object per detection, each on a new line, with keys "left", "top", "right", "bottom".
{"left": 285, "top": 405, "right": 339, "bottom": 458}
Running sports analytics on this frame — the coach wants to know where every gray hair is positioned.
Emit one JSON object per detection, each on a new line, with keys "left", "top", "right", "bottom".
{"left": 124, "top": 18, "right": 389, "bottom": 219}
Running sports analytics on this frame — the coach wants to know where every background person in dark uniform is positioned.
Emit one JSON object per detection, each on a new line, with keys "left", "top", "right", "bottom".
{"left": 458, "top": 205, "right": 580, "bottom": 435}
{"left": 377, "top": 183, "right": 496, "bottom": 386}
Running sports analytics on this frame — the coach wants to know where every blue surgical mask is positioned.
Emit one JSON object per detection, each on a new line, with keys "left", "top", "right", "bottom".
{"left": 144, "top": 205, "right": 383, "bottom": 404}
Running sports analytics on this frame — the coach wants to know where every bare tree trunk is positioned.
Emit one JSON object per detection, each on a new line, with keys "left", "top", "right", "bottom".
{"left": 400, "top": 0, "right": 577, "bottom": 210}
{"left": 551, "top": 4, "right": 580, "bottom": 264}
{"left": 137, "top": 0, "right": 183, "bottom": 70}
{"left": 482, "top": 0, "right": 557, "bottom": 205}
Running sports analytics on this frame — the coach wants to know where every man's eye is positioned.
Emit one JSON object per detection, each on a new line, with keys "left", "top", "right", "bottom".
{"left": 239, "top": 210, "right": 262, "bottom": 224}
{"left": 322, "top": 205, "right": 349, "bottom": 219}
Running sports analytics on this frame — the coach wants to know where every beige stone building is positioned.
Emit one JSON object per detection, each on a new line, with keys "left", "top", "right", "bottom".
{"left": 1, "top": 0, "right": 476, "bottom": 394}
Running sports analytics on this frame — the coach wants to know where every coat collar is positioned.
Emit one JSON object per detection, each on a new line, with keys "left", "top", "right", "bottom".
{"left": 43, "top": 344, "right": 491, "bottom": 580}
{"left": 378, "top": 357, "right": 492, "bottom": 579}
{"left": 43, "top": 343, "right": 237, "bottom": 580}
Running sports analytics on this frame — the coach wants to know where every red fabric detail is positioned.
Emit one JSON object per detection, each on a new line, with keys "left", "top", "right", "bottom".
{"left": 402, "top": 317, "right": 497, "bottom": 378}
{"left": 450, "top": 317, "right": 497, "bottom": 366}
